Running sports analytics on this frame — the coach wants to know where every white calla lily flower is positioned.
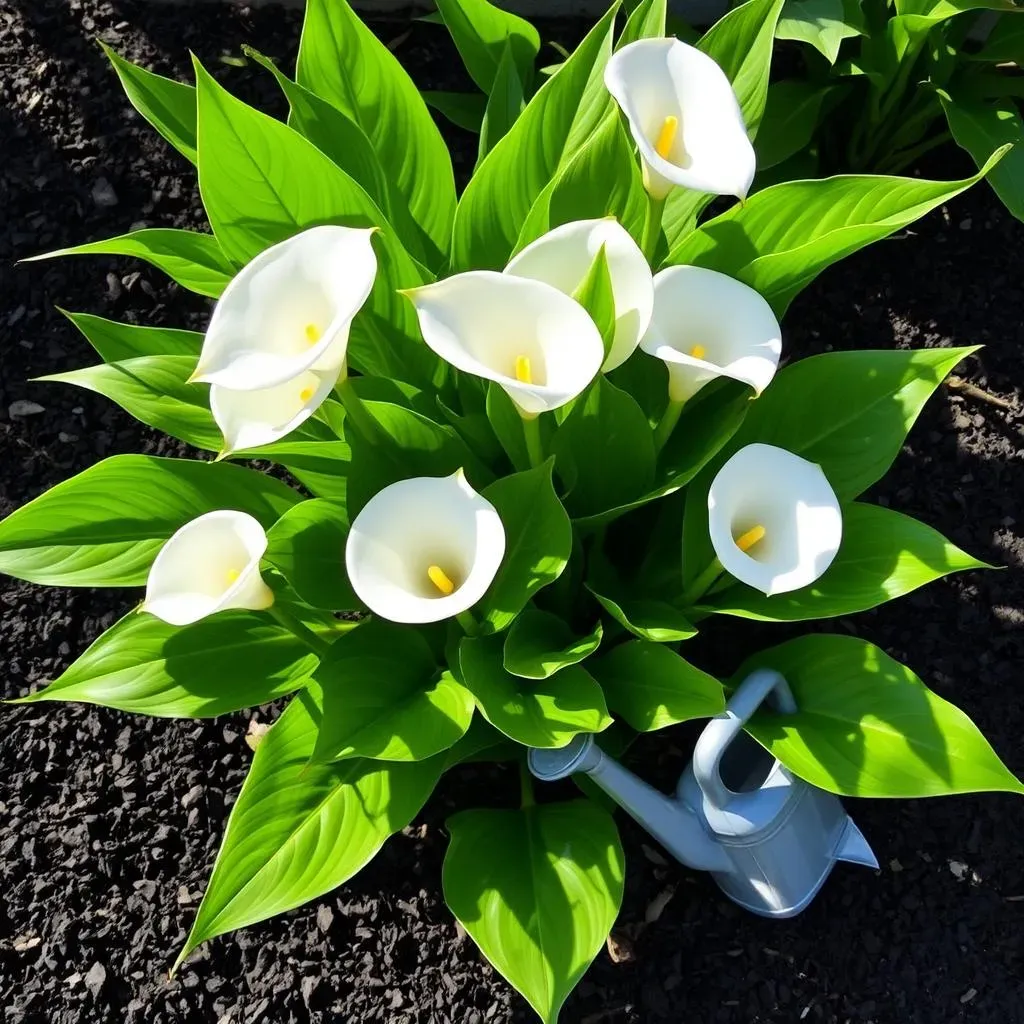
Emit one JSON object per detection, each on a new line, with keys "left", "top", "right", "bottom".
{"left": 708, "top": 444, "right": 842, "bottom": 597}
{"left": 346, "top": 471, "right": 506, "bottom": 624}
{"left": 504, "top": 218, "right": 654, "bottom": 371}
{"left": 142, "top": 510, "right": 274, "bottom": 626}
{"left": 192, "top": 225, "right": 377, "bottom": 391}
{"left": 402, "top": 271, "right": 604, "bottom": 418}
{"left": 642, "top": 266, "right": 782, "bottom": 403}
{"left": 604, "top": 38, "right": 756, "bottom": 201}
{"left": 211, "top": 363, "right": 342, "bottom": 456}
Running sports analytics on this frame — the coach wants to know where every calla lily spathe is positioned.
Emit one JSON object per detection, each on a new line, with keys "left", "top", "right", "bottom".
{"left": 641, "top": 266, "right": 782, "bottom": 403}
{"left": 504, "top": 218, "right": 654, "bottom": 371}
{"left": 192, "top": 225, "right": 377, "bottom": 391}
{"left": 402, "top": 271, "right": 604, "bottom": 417}
{"left": 142, "top": 510, "right": 274, "bottom": 626}
{"left": 346, "top": 471, "right": 506, "bottom": 625}
{"left": 604, "top": 38, "right": 756, "bottom": 201}
{"left": 707, "top": 443, "right": 842, "bottom": 597}
{"left": 211, "top": 365, "right": 341, "bottom": 456}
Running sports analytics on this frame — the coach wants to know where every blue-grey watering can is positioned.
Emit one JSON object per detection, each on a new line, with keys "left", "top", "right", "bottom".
{"left": 528, "top": 668, "right": 878, "bottom": 918}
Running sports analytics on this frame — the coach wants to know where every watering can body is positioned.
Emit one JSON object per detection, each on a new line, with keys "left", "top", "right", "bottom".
{"left": 528, "top": 668, "right": 877, "bottom": 919}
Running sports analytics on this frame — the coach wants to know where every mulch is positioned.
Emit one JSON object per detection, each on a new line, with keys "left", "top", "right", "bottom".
{"left": 1, "top": 2, "right": 1022, "bottom": 1022}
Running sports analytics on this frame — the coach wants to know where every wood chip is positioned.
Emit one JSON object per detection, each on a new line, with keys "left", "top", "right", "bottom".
{"left": 641, "top": 843, "right": 669, "bottom": 867}
{"left": 245, "top": 720, "right": 271, "bottom": 752}
{"left": 960, "top": 987, "right": 978, "bottom": 1004}
{"left": 605, "top": 931, "right": 635, "bottom": 964}
{"left": 644, "top": 885, "right": 677, "bottom": 925}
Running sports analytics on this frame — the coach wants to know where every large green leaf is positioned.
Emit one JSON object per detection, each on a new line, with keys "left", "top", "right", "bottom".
{"left": 553, "top": 377, "right": 656, "bottom": 519}
{"left": 503, "top": 609, "right": 603, "bottom": 679}
{"left": 174, "top": 686, "right": 444, "bottom": 970}
{"left": 60, "top": 310, "right": 202, "bottom": 363}
{"left": 443, "top": 800, "right": 624, "bottom": 1024}
{"left": 738, "top": 634, "right": 1024, "bottom": 797}
{"left": 24, "top": 229, "right": 236, "bottom": 299}
{"left": 942, "top": 94, "right": 1024, "bottom": 222}
{"left": 699, "top": 0, "right": 786, "bottom": 134}
{"left": 450, "top": 5, "right": 618, "bottom": 270}
{"left": 345, "top": 400, "right": 480, "bottom": 517}
{"left": 969, "top": 12, "right": 1024, "bottom": 62}
{"left": 478, "top": 461, "right": 573, "bottom": 633}
{"left": 38, "top": 355, "right": 220, "bottom": 452}
{"left": 733, "top": 346, "right": 977, "bottom": 501}
{"left": 776, "top": 0, "right": 863, "bottom": 63}
{"left": 14, "top": 610, "right": 317, "bottom": 717}
{"left": 478, "top": 40, "right": 526, "bottom": 167}
{"left": 755, "top": 80, "right": 832, "bottom": 171}
{"left": 705, "top": 503, "right": 988, "bottom": 620}
{"left": 588, "top": 582, "right": 698, "bottom": 643}
{"left": 513, "top": 109, "right": 647, "bottom": 258}
{"left": 459, "top": 633, "right": 612, "bottom": 746}
{"left": 265, "top": 499, "right": 357, "bottom": 610}
{"left": 591, "top": 640, "right": 725, "bottom": 731}
{"left": 313, "top": 621, "right": 473, "bottom": 762}
{"left": 296, "top": 0, "right": 456, "bottom": 258}
{"left": 618, "top": 0, "right": 668, "bottom": 46}
{"left": 100, "top": 43, "right": 197, "bottom": 163}
{"left": 0, "top": 455, "right": 298, "bottom": 587}
{"left": 436, "top": 0, "right": 540, "bottom": 92}
{"left": 252, "top": 439, "right": 350, "bottom": 504}
{"left": 665, "top": 155, "right": 1004, "bottom": 314}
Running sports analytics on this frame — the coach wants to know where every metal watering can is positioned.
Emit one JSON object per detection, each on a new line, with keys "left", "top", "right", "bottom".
{"left": 528, "top": 668, "right": 878, "bottom": 918}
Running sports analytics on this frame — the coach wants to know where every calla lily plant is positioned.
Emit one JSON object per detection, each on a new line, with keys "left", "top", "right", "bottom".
{"left": 5, "top": 2, "right": 1018, "bottom": 1023}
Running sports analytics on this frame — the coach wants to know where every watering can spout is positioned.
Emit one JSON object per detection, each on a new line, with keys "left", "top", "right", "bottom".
{"left": 528, "top": 736, "right": 730, "bottom": 873}
{"left": 836, "top": 817, "right": 879, "bottom": 869}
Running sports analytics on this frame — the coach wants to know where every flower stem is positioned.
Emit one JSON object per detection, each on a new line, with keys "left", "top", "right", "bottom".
{"left": 520, "top": 758, "right": 535, "bottom": 809}
{"left": 653, "top": 398, "right": 685, "bottom": 453}
{"left": 679, "top": 556, "right": 726, "bottom": 609}
{"left": 522, "top": 414, "right": 545, "bottom": 469}
{"left": 456, "top": 609, "right": 480, "bottom": 636}
{"left": 335, "top": 377, "right": 381, "bottom": 445}
{"left": 641, "top": 194, "right": 667, "bottom": 264}
{"left": 269, "top": 604, "right": 334, "bottom": 658}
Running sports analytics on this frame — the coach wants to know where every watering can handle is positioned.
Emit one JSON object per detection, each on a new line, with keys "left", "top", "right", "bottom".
{"left": 691, "top": 668, "right": 797, "bottom": 812}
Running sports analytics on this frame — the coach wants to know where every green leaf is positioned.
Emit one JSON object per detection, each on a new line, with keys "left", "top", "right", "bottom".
{"left": 513, "top": 110, "right": 648, "bottom": 254}
{"left": 587, "top": 582, "right": 698, "bottom": 642}
{"left": 38, "top": 355, "right": 220, "bottom": 452}
{"left": 485, "top": 381, "right": 535, "bottom": 472}
{"left": 478, "top": 40, "right": 526, "bottom": 167}
{"left": 969, "top": 12, "right": 1024, "bottom": 62}
{"left": 265, "top": 499, "right": 357, "bottom": 610}
{"left": 443, "top": 800, "right": 624, "bottom": 1024}
{"left": 59, "top": 310, "right": 202, "bottom": 363}
{"left": 194, "top": 57, "right": 386, "bottom": 265}
{"left": 503, "top": 609, "right": 603, "bottom": 679}
{"left": 14, "top": 610, "right": 317, "bottom": 717}
{"left": 776, "top": 0, "right": 863, "bottom": 63}
{"left": 436, "top": 0, "right": 541, "bottom": 92}
{"left": 24, "top": 229, "right": 236, "bottom": 299}
{"left": 665, "top": 154, "right": 1006, "bottom": 315}
{"left": 252, "top": 439, "right": 350, "bottom": 503}
{"left": 699, "top": 0, "right": 786, "bottom": 135}
{"left": 451, "top": 4, "right": 618, "bottom": 271}
{"left": 591, "top": 640, "right": 725, "bottom": 731}
{"left": 942, "top": 94, "right": 1024, "bottom": 222}
{"left": 618, "top": 0, "right": 668, "bottom": 46}
{"left": 734, "top": 346, "right": 978, "bottom": 501}
{"left": 459, "top": 634, "right": 612, "bottom": 747}
{"left": 100, "top": 42, "right": 197, "bottom": 163}
{"left": 705, "top": 503, "right": 988, "bottom": 620}
{"left": 756, "top": 81, "right": 832, "bottom": 170}
{"left": 478, "top": 461, "right": 573, "bottom": 633}
{"left": 296, "top": 0, "right": 456, "bottom": 257}
{"left": 346, "top": 401, "right": 481, "bottom": 517}
{"left": 245, "top": 46, "right": 438, "bottom": 270}
{"left": 553, "top": 376, "right": 656, "bottom": 519}
{"left": 737, "top": 634, "right": 1024, "bottom": 797}
{"left": 570, "top": 245, "right": 617, "bottom": 361}
{"left": 313, "top": 621, "right": 473, "bottom": 762}
{"left": 422, "top": 89, "right": 487, "bottom": 132}
{"left": 0, "top": 455, "right": 298, "bottom": 587}
{"left": 175, "top": 686, "right": 444, "bottom": 970}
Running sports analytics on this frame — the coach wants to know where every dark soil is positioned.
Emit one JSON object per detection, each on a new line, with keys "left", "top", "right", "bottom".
{"left": 1, "top": 2, "right": 1022, "bottom": 1023}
